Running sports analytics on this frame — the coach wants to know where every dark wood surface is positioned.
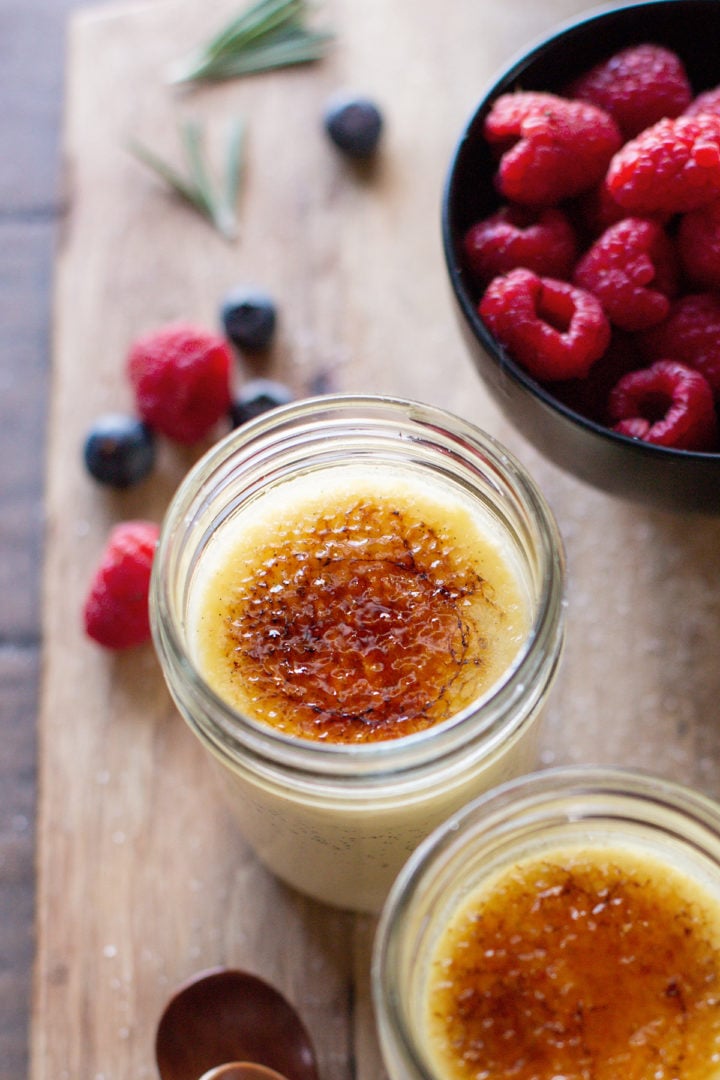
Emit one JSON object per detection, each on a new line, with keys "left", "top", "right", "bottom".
{"left": 0, "top": 2, "right": 113, "bottom": 1073}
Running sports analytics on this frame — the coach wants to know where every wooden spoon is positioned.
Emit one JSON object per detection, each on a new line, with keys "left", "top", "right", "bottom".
{"left": 199, "top": 1065, "right": 290, "bottom": 1080}
{"left": 155, "top": 968, "right": 320, "bottom": 1080}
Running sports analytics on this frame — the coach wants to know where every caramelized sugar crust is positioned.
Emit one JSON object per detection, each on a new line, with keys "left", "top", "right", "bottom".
{"left": 427, "top": 851, "right": 720, "bottom": 1080}
{"left": 197, "top": 497, "right": 525, "bottom": 743}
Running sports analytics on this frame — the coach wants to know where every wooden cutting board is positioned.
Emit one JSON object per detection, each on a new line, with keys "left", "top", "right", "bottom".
{"left": 36, "top": 0, "right": 720, "bottom": 1076}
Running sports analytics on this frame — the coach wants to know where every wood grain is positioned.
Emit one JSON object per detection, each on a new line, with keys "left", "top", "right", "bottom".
{"left": 36, "top": 0, "right": 720, "bottom": 1077}
{"left": 0, "top": 647, "right": 38, "bottom": 1072}
{"left": 1, "top": 2, "right": 125, "bottom": 1072}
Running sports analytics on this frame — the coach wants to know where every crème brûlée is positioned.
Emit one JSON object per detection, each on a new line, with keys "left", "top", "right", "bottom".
{"left": 426, "top": 844, "right": 720, "bottom": 1080}
{"left": 187, "top": 464, "right": 530, "bottom": 744}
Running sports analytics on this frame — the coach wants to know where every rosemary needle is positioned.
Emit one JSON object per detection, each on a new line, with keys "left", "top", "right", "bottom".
{"left": 168, "top": 0, "right": 333, "bottom": 84}
{"left": 128, "top": 117, "right": 247, "bottom": 241}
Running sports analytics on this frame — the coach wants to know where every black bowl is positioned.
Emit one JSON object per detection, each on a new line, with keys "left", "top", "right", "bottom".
{"left": 442, "top": 0, "right": 720, "bottom": 514}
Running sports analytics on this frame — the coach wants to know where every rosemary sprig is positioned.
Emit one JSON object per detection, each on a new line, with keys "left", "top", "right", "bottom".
{"left": 168, "top": 0, "right": 333, "bottom": 84}
{"left": 128, "top": 117, "right": 247, "bottom": 240}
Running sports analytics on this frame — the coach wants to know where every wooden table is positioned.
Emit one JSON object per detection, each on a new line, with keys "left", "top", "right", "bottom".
{"left": 4, "top": 1, "right": 720, "bottom": 1078}
{"left": 0, "top": 2, "right": 120, "bottom": 1073}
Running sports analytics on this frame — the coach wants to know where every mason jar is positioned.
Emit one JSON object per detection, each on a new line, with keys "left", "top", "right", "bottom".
{"left": 373, "top": 765, "right": 720, "bottom": 1078}
{"left": 150, "top": 395, "right": 565, "bottom": 912}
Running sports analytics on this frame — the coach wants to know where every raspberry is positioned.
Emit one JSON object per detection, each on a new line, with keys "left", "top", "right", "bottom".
{"left": 571, "top": 180, "right": 628, "bottom": 240}
{"left": 606, "top": 114, "right": 720, "bottom": 214}
{"left": 566, "top": 44, "right": 691, "bottom": 139}
{"left": 479, "top": 268, "right": 611, "bottom": 382}
{"left": 484, "top": 91, "right": 622, "bottom": 205}
{"left": 463, "top": 206, "right": 578, "bottom": 285}
{"left": 608, "top": 359, "right": 718, "bottom": 450}
{"left": 677, "top": 198, "right": 720, "bottom": 288}
{"left": 83, "top": 521, "right": 160, "bottom": 649}
{"left": 551, "top": 332, "right": 643, "bottom": 424}
{"left": 573, "top": 217, "right": 678, "bottom": 332}
{"left": 684, "top": 86, "right": 720, "bottom": 119}
{"left": 612, "top": 416, "right": 651, "bottom": 439}
{"left": 638, "top": 293, "right": 720, "bottom": 396}
{"left": 127, "top": 322, "right": 232, "bottom": 444}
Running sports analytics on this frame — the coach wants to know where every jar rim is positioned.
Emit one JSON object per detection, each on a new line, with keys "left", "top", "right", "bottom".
{"left": 150, "top": 394, "right": 566, "bottom": 782}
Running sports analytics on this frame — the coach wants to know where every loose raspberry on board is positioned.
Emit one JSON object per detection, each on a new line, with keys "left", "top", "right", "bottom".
{"left": 606, "top": 114, "right": 720, "bottom": 214}
{"left": 566, "top": 43, "right": 691, "bottom": 139}
{"left": 127, "top": 322, "right": 232, "bottom": 445}
{"left": 83, "top": 521, "right": 160, "bottom": 650}
{"left": 573, "top": 217, "right": 678, "bottom": 332}
{"left": 463, "top": 206, "right": 578, "bottom": 285}
{"left": 609, "top": 359, "right": 718, "bottom": 450}
{"left": 479, "top": 268, "right": 611, "bottom": 382}
{"left": 484, "top": 91, "right": 622, "bottom": 205}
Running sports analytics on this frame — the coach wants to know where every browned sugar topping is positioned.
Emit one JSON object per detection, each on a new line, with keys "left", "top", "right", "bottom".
{"left": 427, "top": 854, "right": 720, "bottom": 1080}
{"left": 210, "top": 500, "right": 514, "bottom": 743}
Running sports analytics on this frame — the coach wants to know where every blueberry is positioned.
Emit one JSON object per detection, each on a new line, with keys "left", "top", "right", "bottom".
{"left": 83, "top": 414, "right": 156, "bottom": 488}
{"left": 220, "top": 287, "right": 277, "bottom": 352}
{"left": 229, "top": 379, "right": 294, "bottom": 428}
{"left": 324, "top": 95, "right": 383, "bottom": 158}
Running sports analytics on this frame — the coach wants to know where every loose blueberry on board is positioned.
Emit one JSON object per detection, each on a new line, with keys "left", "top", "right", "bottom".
{"left": 220, "top": 287, "right": 277, "bottom": 352}
{"left": 229, "top": 379, "right": 294, "bottom": 428}
{"left": 83, "top": 414, "right": 156, "bottom": 488}
{"left": 323, "top": 94, "right": 383, "bottom": 158}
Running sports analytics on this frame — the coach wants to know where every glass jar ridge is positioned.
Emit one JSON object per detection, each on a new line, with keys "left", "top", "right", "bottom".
{"left": 150, "top": 395, "right": 566, "bottom": 911}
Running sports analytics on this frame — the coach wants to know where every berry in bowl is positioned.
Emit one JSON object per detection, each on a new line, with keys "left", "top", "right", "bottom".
{"left": 443, "top": 0, "right": 720, "bottom": 514}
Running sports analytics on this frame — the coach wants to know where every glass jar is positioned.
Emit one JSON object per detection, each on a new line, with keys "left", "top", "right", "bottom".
{"left": 150, "top": 395, "right": 565, "bottom": 912}
{"left": 373, "top": 766, "right": 720, "bottom": 1078}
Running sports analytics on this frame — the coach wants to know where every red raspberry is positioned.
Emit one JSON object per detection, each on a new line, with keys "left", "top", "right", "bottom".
{"left": 127, "top": 322, "right": 232, "bottom": 444}
{"left": 551, "top": 332, "right": 643, "bottom": 424}
{"left": 463, "top": 205, "right": 578, "bottom": 285}
{"left": 566, "top": 44, "right": 691, "bottom": 139}
{"left": 571, "top": 180, "right": 628, "bottom": 240}
{"left": 573, "top": 217, "right": 678, "bottom": 332}
{"left": 684, "top": 86, "right": 720, "bottom": 119}
{"left": 484, "top": 91, "right": 622, "bottom": 205}
{"left": 608, "top": 359, "right": 718, "bottom": 450}
{"left": 677, "top": 198, "right": 720, "bottom": 288}
{"left": 638, "top": 293, "right": 720, "bottom": 396}
{"left": 83, "top": 521, "right": 160, "bottom": 649}
{"left": 606, "top": 114, "right": 720, "bottom": 214}
{"left": 612, "top": 416, "right": 650, "bottom": 439}
{"left": 479, "top": 268, "right": 611, "bottom": 382}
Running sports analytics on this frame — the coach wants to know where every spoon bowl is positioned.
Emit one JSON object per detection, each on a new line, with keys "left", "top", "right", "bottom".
{"left": 199, "top": 1065, "right": 290, "bottom": 1080}
{"left": 156, "top": 968, "right": 319, "bottom": 1080}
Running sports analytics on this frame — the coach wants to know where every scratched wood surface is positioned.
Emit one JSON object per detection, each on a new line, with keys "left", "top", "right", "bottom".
{"left": 35, "top": 0, "right": 720, "bottom": 1076}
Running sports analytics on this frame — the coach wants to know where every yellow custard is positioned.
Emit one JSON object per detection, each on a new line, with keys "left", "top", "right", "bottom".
{"left": 188, "top": 465, "right": 529, "bottom": 743}
{"left": 426, "top": 845, "right": 720, "bottom": 1080}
